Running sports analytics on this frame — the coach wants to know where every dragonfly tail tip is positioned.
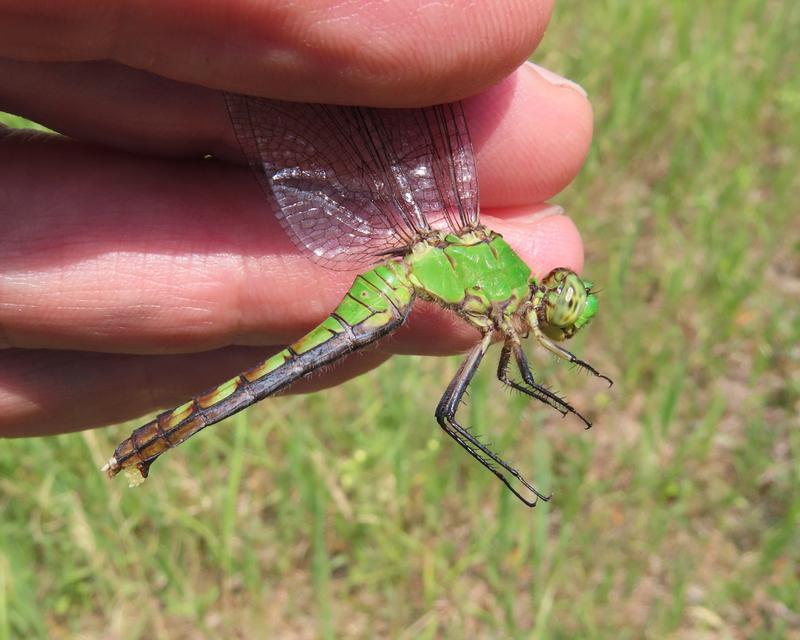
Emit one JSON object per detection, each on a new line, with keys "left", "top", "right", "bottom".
{"left": 101, "top": 456, "right": 119, "bottom": 477}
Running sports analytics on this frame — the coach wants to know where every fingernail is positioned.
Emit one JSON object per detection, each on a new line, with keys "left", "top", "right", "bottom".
{"left": 526, "top": 62, "right": 588, "bottom": 98}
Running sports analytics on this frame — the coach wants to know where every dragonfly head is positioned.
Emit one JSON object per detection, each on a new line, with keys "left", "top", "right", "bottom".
{"left": 532, "top": 268, "right": 598, "bottom": 341}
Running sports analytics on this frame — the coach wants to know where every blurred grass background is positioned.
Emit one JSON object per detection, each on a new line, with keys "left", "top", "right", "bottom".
{"left": 2, "top": 0, "right": 799, "bottom": 638}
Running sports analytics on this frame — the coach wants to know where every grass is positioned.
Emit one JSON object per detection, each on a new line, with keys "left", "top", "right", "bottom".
{"left": 2, "top": 0, "right": 799, "bottom": 637}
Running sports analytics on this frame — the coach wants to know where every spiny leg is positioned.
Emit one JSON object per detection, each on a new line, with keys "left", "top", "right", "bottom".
{"left": 500, "top": 341, "right": 594, "bottom": 430}
{"left": 497, "top": 342, "right": 573, "bottom": 419}
{"left": 435, "top": 333, "right": 550, "bottom": 506}
{"left": 527, "top": 312, "right": 613, "bottom": 387}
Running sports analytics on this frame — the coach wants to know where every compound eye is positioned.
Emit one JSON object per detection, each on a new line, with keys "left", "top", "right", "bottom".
{"left": 563, "top": 284, "right": 577, "bottom": 306}
{"left": 549, "top": 281, "right": 584, "bottom": 328}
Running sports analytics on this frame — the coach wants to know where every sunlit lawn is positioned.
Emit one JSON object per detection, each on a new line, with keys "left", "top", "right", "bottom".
{"left": 2, "top": 1, "right": 798, "bottom": 638}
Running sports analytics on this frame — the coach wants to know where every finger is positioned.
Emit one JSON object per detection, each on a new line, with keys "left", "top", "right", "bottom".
{"left": 0, "top": 207, "right": 582, "bottom": 436}
{"left": 0, "top": 345, "right": 391, "bottom": 436}
{"left": 0, "top": 124, "right": 584, "bottom": 353}
{"left": 0, "top": 59, "right": 228, "bottom": 158}
{"left": 0, "top": 0, "right": 552, "bottom": 107}
{"left": 0, "top": 127, "right": 584, "bottom": 353}
{"left": 0, "top": 60, "right": 592, "bottom": 205}
{"left": 0, "top": 212, "right": 581, "bottom": 436}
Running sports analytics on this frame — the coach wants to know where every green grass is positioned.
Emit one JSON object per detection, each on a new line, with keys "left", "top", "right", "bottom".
{"left": 2, "top": 0, "right": 799, "bottom": 637}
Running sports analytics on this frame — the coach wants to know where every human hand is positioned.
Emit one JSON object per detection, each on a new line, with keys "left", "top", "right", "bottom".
{"left": 0, "top": 0, "right": 592, "bottom": 436}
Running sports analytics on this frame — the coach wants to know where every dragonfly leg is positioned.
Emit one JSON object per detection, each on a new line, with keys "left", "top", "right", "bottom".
{"left": 528, "top": 313, "right": 613, "bottom": 387}
{"left": 435, "top": 333, "right": 550, "bottom": 507}
{"left": 497, "top": 340, "right": 593, "bottom": 429}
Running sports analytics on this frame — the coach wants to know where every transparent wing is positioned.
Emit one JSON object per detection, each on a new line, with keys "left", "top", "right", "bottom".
{"left": 225, "top": 95, "right": 480, "bottom": 269}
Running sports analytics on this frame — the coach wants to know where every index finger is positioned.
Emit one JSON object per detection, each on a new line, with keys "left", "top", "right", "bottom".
{"left": 0, "top": 0, "right": 553, "bottom": 107}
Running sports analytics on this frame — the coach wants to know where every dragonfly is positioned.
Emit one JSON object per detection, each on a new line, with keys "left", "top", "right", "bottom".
{"left": 102, "top": 94, "right": 611, "bottom": 506}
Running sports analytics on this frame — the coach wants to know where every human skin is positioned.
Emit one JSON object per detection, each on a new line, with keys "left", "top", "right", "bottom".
{"left": 0, "top": 0, "right": 593, "bottom": 436}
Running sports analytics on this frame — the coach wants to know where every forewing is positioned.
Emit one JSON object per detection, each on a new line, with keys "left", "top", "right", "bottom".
{"left": 225, "top": 95, "right": 480, "bottom": 269}
{"left": 380, "top": 103, "right": 480, "bottom": 233}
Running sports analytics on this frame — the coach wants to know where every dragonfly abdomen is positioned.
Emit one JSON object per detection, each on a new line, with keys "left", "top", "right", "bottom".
{"left": 103, "top": 260, "right": 415, "bottom": 484}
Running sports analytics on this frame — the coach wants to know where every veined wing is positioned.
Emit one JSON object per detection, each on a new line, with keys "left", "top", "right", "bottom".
{"left": 225, "top": 95, "right": 480, "bottom": 269}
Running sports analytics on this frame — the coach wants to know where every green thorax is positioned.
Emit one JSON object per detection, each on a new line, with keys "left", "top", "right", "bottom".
{"left": 405, "top": 227, "right": 531, "bottom": 328}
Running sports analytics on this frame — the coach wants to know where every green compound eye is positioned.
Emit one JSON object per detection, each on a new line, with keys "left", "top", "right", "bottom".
{"left": 575, "top": 290, "right": 598, "bottom": 329}
{"left": 546, "top": 271, "right": 587, "bottom": 328}
{"left": 537, "top": 269, "right": 598, "bottom": 341}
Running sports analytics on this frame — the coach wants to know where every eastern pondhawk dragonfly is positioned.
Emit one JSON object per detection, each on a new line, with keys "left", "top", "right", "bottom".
{"left": 103, "top": 94, "right": 610, "bottom": 506}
